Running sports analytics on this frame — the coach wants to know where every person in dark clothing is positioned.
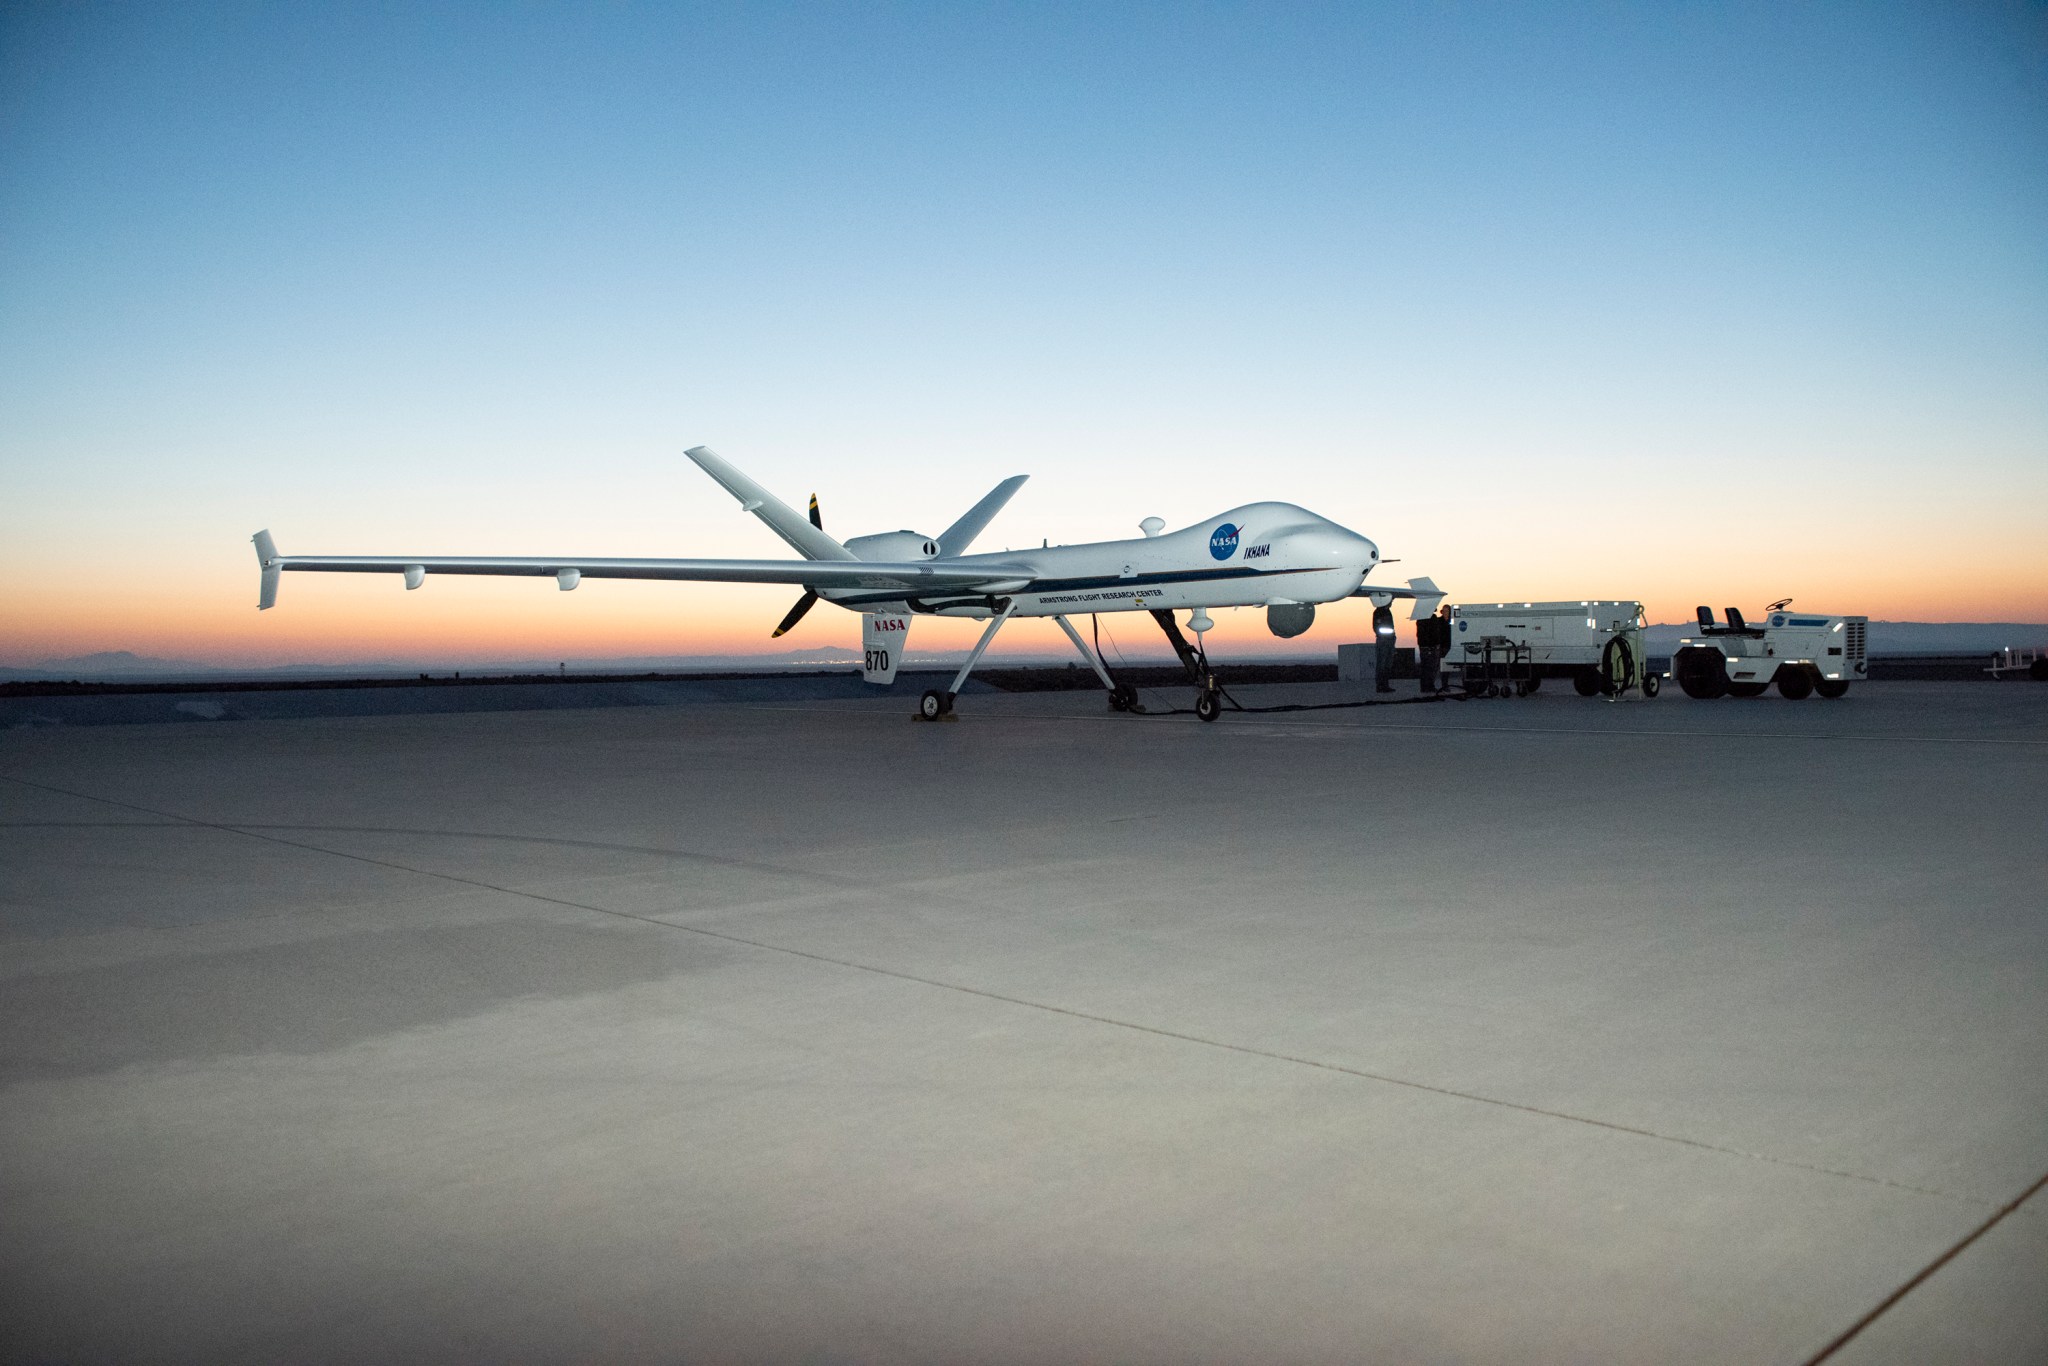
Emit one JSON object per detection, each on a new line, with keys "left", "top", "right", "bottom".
{"left": 1417, "top": 605, "right": 1451, "bottom": 693}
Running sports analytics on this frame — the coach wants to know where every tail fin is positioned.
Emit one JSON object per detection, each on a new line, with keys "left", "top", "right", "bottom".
{"left": 685, "top": 446, "right": 854, "bottom": 561}
{"left": 937, "top": 475, "right": 1028, "bottom": 556}
{"left": 861, "top": 613, "right": 909, "bottom": 685}
{"left": 252, "top": 530, "right": 281, "bottom": 610}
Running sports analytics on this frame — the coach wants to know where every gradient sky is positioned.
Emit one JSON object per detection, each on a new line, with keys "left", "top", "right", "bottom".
{"left": 3, "top": 1, "right": 2044, "bottom": 667}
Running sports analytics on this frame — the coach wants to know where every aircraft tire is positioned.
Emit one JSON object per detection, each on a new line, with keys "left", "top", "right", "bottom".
{"left": 1194, "top": 690, "right": 1221, "bottom": 723}
{"left": 919, "top": 689, "right": 947, "bottom": 720}
{"left": 1110, "top": 682, "right": 1138, "bottom": 712}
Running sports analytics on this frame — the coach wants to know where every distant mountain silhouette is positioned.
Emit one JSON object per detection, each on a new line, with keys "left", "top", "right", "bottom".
{"left": 26, "top": 650, "right": 211, "bottom": 675}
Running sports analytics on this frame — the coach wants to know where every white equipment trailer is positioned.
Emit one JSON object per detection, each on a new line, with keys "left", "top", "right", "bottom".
{"left": 1670, "top": 601, "right": 1867, "bottom": 699}
{"left": 1448, "top": 600, "right": 1656, "bottom": 698}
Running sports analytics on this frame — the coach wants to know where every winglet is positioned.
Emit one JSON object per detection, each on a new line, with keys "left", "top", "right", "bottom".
{"left": 252, "top": 530, "right": 281, "bottom": 610}
{"left": 685, "top": 446, "right": 854, "bottom": 561}
{"left": 1406, "top": 576, "right": 1444, "bottom": 621}
{"left": 937, "top": 475, "right": 1028, "bottom": 557}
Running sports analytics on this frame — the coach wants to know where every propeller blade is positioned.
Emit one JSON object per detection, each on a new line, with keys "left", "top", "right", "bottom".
{"left": 808, "top": 493, "right": 823, "bottom": 530}
{"left": 771, "top": 589, "right": 819, "bottom": 638}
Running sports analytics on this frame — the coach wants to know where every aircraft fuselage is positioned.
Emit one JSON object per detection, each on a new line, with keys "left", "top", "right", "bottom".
{"left": 822, "top": 501, "right": 1380, "bottom": 619}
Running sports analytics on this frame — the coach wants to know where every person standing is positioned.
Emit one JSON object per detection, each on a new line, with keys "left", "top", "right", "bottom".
{"left": 1417, "top": 605, "right": 1450, "bottom": 693}
{"left": 1373, "top": 604, "right": 1398, "bottom": 693}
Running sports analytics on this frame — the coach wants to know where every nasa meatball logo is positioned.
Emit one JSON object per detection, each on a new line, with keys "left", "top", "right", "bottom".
{"left": 1209, "top": 523, "right": 1241, "bottom": 560}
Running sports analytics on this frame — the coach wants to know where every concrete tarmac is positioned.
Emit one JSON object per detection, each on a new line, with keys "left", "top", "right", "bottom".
{"left": 2, "top": 681, "right": 2044, "bottom": 1363}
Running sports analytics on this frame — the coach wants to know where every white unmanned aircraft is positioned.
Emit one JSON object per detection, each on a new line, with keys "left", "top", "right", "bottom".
{"left": 253, "top": 446, "right": 1441, "bottom": 721}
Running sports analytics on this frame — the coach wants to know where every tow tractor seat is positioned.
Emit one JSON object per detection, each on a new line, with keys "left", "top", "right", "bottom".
{"left": 1723, "top": 607, "right": 1767, "bottom": 639}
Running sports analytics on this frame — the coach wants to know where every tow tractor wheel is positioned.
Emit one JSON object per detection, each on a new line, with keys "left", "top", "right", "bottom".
{"left": 1674, "top": 648, "right": 1729, "bottom": 700}
{"left": 918, "top": 689, "right": 949, "bottom": 720}
{"left": 1194, "top": 689, "right": 1222, "bottom": 723}
{"left": 1815, "top": 678, "right": 1849, "bottom": 699}
{"left": 1727, "top": 682, "right": 1768, "bottom": 698}
{"left": 1776, "top": 668, "right": 1814, "bottom": 700}
{"left": 1109, "top": 682, "right": 1138, "bottom": 712}
{"left": 1642, "top": 673, "right": 1662, "bottom": 697}
{"left": 1573, "top": 671, "right": 1600, "bottom": 697}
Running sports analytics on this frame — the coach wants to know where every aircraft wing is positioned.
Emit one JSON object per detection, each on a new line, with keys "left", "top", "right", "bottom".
{"left": 1351, "top": 575, "right": 1446, "bottom": 620}
{"left": 251, "top": 532, "right": 1033, "bottom": 609}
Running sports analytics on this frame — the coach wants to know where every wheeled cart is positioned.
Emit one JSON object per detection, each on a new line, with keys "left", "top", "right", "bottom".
{"left": 1458, "top": 635, "right": 1536, "bottom": 697}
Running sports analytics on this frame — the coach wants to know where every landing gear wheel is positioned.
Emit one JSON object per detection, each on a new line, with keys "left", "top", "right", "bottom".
{"left": 1573, "top": 671, "right": 1600, "bottom": 697}
{"left": 1727, "top": 682, "right": 1768, "bottom": 698}
{"left": 1642, "top": 673, "right": 1661, "bottom": 697}
{"left": 918, "top": 689, "right": 950, "bottom": 720}
{"left": 1109, "top": 682, "right": 1138, "bottom": 712}
{"left": 1776, "top": 669, "right": 1813, "bottom": 700}
{"left": 1194, "top": 689, "right": 1222, "bottom": 723}
{"left": 1815, "top": 678, "right": 1849, "bottom": 699}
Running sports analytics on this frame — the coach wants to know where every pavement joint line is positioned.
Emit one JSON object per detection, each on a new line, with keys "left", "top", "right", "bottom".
{"left": 1, "top": 770, "right": 1999, "bottom": 1219}
{"left": 1798, "top": 1166, "right": 2048, "bottom": 1365}
{"left": 715, "top": 702, "right": 2047, "bottom": 745}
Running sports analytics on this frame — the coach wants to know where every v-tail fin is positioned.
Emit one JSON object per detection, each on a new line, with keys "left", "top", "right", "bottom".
{"left": 685, "top": 446, "right": 854, "bottom": 561}
{"left": 937, "top": 475, "right": 1028, "bottom": 556}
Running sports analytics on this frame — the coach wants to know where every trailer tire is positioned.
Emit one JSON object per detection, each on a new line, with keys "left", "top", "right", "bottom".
{"left": 1776, "top": 668, "right": 1814, "bottom": 700}
{"left": 1815, "top": 679, "right": 1849, "bottom": 699}
{"left": 1573, "top": 670, "right": 1600, "bottom": 697}
{"left": 1642, "top": 673, "right": 1661, "bottom": 697}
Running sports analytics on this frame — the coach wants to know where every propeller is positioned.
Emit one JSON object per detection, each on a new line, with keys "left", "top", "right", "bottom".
{"left": 771, "top": 494, "right": 826, "bottom": 638}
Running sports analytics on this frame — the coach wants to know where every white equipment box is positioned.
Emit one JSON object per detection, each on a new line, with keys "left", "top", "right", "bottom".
{"left": 1449, "top": 600, "right": 1654, "bottom": 697}
{"left": 1671, "top": 602, "right": 1867, "bottom": 699}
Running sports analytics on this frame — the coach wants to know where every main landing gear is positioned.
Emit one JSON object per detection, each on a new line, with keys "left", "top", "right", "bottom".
{"left": 913, "top": 599, "right": 1015, "bottom": 722}
{"left": 1053, "top": 610, "right": 1227, "bottom": 720}
{"left": 936, "top": 607, "right": 1232, "bottom": 723}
